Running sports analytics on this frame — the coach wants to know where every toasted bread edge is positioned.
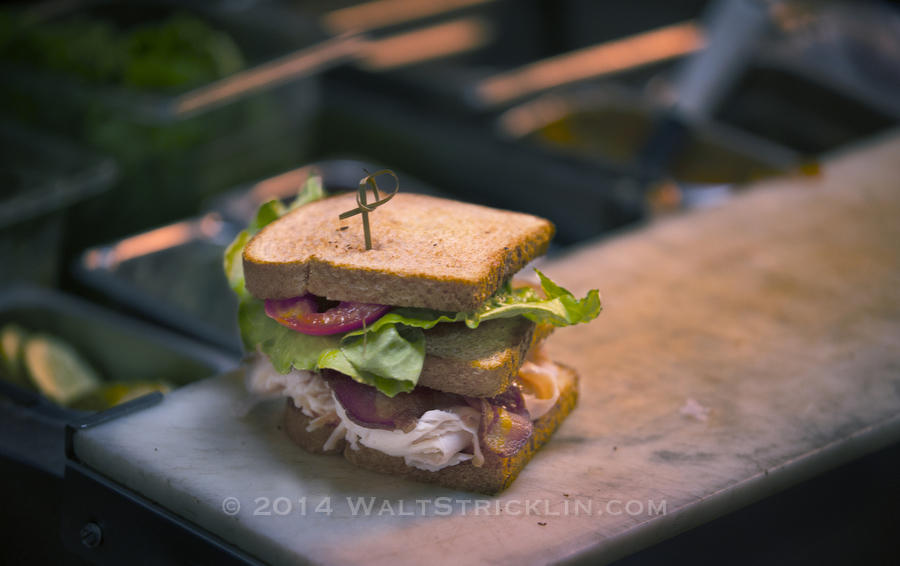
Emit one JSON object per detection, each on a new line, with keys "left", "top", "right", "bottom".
{"left": 284, "top": 364, "right": 579, "bottom": 494}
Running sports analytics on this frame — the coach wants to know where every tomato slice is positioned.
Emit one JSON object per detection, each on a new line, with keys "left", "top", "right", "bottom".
{"left": 264, "top": 295, "right": 391, "bottom": 336}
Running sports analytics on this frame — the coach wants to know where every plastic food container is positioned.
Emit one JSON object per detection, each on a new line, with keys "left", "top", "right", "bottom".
{"left": 0, "top": 0, "right": 357, "bottom": 251}
{"left": 0, "top": 121, "right": 116, "bottom": 286}
{"left": 76, "top": 213, "right": 242, "bottom": 353}
{"left": 75, "top": 160, "right": 443, "bottom": 354}
{"left": 0, "top": 287, "right": 238, "bottom": 419}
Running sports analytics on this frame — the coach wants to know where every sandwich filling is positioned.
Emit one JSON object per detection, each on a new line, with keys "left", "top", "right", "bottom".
{"left": 226, "top": 175, "right": 600, "bottom": 479}
{"left": 246, "top": 344, "right": 564, "bottom": 472}
{"left": 224, "top": 175, "right": 600, "bottom": 399}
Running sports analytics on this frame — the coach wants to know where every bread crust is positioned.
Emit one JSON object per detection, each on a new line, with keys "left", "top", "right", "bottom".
{"left": 242, "top": 193, "right": 555, "bottom": 312}
{"left": 419, "top": 318, "right": 537, "bottom": 397}
{"left": 283, "top": 364, "right": 579, "bottom": 494}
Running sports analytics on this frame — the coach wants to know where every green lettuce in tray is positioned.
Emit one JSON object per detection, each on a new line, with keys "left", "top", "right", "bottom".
{"left": 0, "top": 10, "right": 244, "bottom": 91}
{"left": 0, "top": 7, "right": 301, "bottom": 250}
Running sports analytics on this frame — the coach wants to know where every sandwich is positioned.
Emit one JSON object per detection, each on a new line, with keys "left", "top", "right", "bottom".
{"left": 224, "top": 173, "right": 600, "bottom": 494}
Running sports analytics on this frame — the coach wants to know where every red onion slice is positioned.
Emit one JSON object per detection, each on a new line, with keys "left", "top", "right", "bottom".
{"left": 326, "top": 371, "right": 395, "bottom": 429}
{"left": 326, "top": 370, "right": 534, "bottom": 455}
{"left": 265, "top": 295, "right": 391, "bottom": 335}
{"left": 324, "top": 371, "right": 458, "bottom": 432}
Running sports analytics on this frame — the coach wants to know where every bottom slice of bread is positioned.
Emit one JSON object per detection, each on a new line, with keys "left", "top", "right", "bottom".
{"left": 284, "top": 363, "right": 578, "bottom": 494}
{"left": 283, "top": 405, "right": 346, "bottom": 455}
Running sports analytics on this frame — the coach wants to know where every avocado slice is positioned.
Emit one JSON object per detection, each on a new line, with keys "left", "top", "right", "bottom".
{"left": 24, "top": 334, "right": 102, "bottom": 405}
{"left": 1, "top": 323, "right": 32, "bottom": 389}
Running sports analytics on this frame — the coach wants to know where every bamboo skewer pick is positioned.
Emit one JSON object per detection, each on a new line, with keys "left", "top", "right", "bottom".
{"left": 339, "top": 169, "right": 399, "bottom": 250}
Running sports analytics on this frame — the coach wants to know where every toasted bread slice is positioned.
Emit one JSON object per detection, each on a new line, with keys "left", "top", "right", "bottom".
{"left": 242, "top": 193, "right": 554, "bottom": 312}
{"left": 285, "top": 364, "right": 578, "bottom": 494}
{"left": 420, "top": 319, "right": 555, "bottom": 396}
{"left": 421, "top": 318, "right": 535, "bottom": 396}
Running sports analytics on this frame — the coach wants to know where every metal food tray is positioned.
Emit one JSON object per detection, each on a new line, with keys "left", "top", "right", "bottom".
{"left": 0, "top": 286, "right": 238, "bottom": 477}
{"left": 0, "top": 121, "right": 116, "bottom": 286}
{"left": 317, "top": 77, "right": 799, "bottom": 244}
{"left": 313, "top": 7, "right": 897, "bottom": 241}
{"left": 495, "top": 83, "right": 801, "bottom": 204}
{"left": 0, "top": 0, "right": 346, "bottom": 124}
{"left": 0, "top": 287, "right": 237, "bottom": 417}
{"left": 207, "top": 157, "right": 451, "bottom": 225}
{"left": 75, "top": 213, "right": 242, "bottom": 353}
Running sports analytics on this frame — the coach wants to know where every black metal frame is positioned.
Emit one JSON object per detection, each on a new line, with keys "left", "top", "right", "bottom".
{"left": 61, "top": 394, "right": 265, "bottom": 565}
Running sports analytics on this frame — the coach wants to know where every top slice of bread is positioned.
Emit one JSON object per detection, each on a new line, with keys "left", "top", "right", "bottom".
{"left": 242, "top": 193, "right": 555, "bottom": 312}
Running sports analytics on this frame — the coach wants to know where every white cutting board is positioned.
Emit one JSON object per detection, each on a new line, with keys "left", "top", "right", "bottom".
{"left": 74, "top": 132, "right": 900, "bottom": 565}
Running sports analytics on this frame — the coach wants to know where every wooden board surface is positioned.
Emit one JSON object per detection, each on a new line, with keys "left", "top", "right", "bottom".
{"left": 75, "top": 132, "right": 900, "bottom": 565}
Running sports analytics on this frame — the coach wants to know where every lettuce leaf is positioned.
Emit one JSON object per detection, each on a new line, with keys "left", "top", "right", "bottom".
{"left": 225, "top": 176, "right": 601, "bottom": 397}
{"left": 323, "top": 324, "right": 425, "bottom": 397}
{"left": 468, "top": 270, "right": 602, "bottom": 327}
{"left": 225, "top": 173, "right": 426, "bottom": 395}
{"left": 339, "top": 270, "right": 601, "bottom": 336}
{"left": 236, "top": 296, "right": 424, "bottom": 395}
{"left": 223, "top": 229, "right": 250, "bottom": 297}
{"left": 231, "top": 268, "right": 601, "bottom": 396}
{"left": 224, "top": 175, "right": 325, "bottom": 297}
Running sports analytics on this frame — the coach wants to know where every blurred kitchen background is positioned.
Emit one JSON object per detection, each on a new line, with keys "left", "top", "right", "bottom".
{"left": 1, "top": 0, "right": 899, "bottom": 563}
{"left": 4, "top": 0, "right": 900, "bottom": 297}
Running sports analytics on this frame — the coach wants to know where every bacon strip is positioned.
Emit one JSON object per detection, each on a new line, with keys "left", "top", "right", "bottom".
{"left": 472, "top": 386, "right": 533, "bottom": 458}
